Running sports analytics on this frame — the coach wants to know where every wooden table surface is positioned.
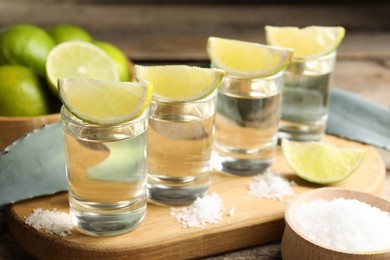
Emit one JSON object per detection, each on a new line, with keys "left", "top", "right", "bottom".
{"left": 0, "top": 2, "right": 389, "bottom": 259}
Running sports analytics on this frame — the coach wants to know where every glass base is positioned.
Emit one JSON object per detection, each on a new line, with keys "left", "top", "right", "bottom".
{"left": 212, "top": 153, "right": 273, "bottom": 176}
{"left": 278, "top": 119, "right": 325, "bottom": 142}
{"left": 70, "top": 198, "right": 146, "bottom": 236}
{"left": 147, "top": 173, "right": 210, "bottom": 206}
{"left": 71, "top": 209, "right": 145, "bottom": 237}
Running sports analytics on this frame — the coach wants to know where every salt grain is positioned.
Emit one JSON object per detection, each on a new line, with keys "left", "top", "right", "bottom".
{"left": 25, "top": 208, "right": 73, "bottom": 237}
{"left": 170, "top": 193, "right": 226, "bottom": 228}
{"left": 292, "top": 198, "right": 390, "bottom": 252}
{"left": 248, "top": 171, "right": 295, "bottom": 200}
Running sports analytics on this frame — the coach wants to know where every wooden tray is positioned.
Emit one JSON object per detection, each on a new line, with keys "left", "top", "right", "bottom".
{"left": 7, "top": 135, "right": 386, "bottom": 260}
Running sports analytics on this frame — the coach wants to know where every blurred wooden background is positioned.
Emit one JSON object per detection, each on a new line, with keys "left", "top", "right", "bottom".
{"left": 0, "top": 1, "right": 389, "bottom": 105}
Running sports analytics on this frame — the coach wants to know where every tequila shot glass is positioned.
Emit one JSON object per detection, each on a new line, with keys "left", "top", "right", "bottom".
{"left": 147, "top": 91, "right": 217, "bottom": 206}
{"left": 61, "top": 106, "right": 148, "bottom": 236}
{"left": 212, "top": 72, "right": 284, "bottom": 176}
{"left": 278, "top": 52, "right": 336, "bottom": 141}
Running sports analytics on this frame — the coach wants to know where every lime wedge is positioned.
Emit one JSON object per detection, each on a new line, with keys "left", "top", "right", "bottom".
{"left": 206, "top": 36, "right": 293, "bottom": 78}
{"left": 46, "top": 41, "right": 119, "bottom": 93}
{"left": 58, "top": 78, "right": 152, "bottom": 125}
{"left": 134, "top": 65, "right": 224, "bottom": 101}
{"left": 281, "top": 139, "right": 365, "bottom": 184}
{"left": 265, "top": 26, "right": 345, "bottom": 59}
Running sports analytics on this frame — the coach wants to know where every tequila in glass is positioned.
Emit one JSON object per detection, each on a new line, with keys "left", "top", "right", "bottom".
{"left": 278, "top": 51, "right": 336, "bottom": 141}
{"left": 147, "top": 91, "right": 217, "bottom": 206}
{"left": 213, "top": 72, "right": 284, "bottom": 176}
{"left": 61, "top": 106, "right": 148, "bottom": 236}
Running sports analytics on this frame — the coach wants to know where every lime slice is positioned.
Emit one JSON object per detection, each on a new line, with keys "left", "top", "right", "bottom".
{"left": 281, "top": 139, "right": 365, "bottom": 184}
{"left": 206, "top": 36, "right": 293, "bottom": 78}
{"left": 265, "top": 26, "right": 345, "bottom": 59}
{"left": 46, "top": 41, "right": 119, "bottom": 93}
{"left": 134, "top": 65, "right": 224, "bottom": 101}
{"left": 58, "top": 78, "right": 152, "bottom": 125}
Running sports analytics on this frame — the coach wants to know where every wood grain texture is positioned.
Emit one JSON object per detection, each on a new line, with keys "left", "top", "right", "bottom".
{"left": 0, "top": 3, "right": 389, "bottom": 61}
{"left": 7, "top": 135, "right": 386, "bottom": 260}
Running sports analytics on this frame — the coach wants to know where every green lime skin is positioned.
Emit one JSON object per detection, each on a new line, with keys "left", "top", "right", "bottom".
{"left": 0, "top": 65, "right": 52, "bottom": 116}
{"left": 94, "top": 41, "right": 131, "bottom": 81}
{"left": 0, "top": 24, "right": 55, "bottom": 76}
{"left": 47, "top": 24, "right": 93, "bottom": 44}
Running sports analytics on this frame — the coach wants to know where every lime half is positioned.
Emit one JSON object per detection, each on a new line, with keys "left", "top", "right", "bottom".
{"left": 206, "top": 36, "right": 293, "bottom": 78}
{"left": 46, "top": 41, "right": 119, "bottom": 93}
{"left": 134, "top": 65, "right": 224, "bottom": 101}
{"left": 282, "top": 139, "right": 365, "bottom": 184}
{"left": 265, "top": 26, "right": 345, "bottom": 59}
{"left": 59, "top": 78, "right": 152, "bottom": 125}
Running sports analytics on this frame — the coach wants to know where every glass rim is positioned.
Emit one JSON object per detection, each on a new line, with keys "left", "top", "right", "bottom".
{"left": 152, "top": 88, "right": 218, "bottom": 105}
{"left": 221, "top": 69, "right": 284, "bottom": 81}
{"left": 60, "top": 105, "right": 150, "bottom": 128}
{"left": 292, "top": 50, "right": 337, "bottom": 62}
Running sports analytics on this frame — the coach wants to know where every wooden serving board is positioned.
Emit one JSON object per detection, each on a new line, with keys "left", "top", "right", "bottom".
{"left": 7, "top": 135, "right": 386, "bottom": 260}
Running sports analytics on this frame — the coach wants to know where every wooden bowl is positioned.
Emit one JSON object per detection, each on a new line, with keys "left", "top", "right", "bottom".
{"left": 282, "top": 188, "right": 390, "bottom": 260}
{"left": 0, "top": 114, "right": 61, "bottom": 150}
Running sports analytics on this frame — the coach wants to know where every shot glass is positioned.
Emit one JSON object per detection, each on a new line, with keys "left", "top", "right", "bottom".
{"left": 278, "top": 51, "right": 336, "bottom": 141}
{"left": 212, "top": 71, "right": 284, "bottom": 176}
{"left": 147, "top": 91, "right": 217, "bottom": 206}
{"left": 61, "top": 106, "right": 148, "bottom": 236}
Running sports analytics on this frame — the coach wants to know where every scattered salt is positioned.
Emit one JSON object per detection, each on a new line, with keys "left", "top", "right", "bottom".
{"left": 25, "top": 208, "right": 73, "bottom": 237}
{"left": 248, "top": 171, "right": 295, "bottom": 200}
{"left": 292, "top": 198, "right": 390, "bottom": 252}
{"left": 170, "top": 192, "right": 226, "bottom": 228}
{"left": 228, "top": 207, "right": 235, "bottom": 216}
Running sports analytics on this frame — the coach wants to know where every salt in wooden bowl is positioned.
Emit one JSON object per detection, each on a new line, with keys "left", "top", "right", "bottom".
{"left": 282, "top": 188, "right": 390, "bottom": 260}
{"left": 0, "top": 114, "right": 61, "bottom": 151}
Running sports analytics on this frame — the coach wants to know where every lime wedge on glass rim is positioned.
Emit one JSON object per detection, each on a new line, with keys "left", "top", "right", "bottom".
{"left": 134, "top": 65, "right": 225, "bottom": 101}
{"left": 206, "top": 36, "right": 293, "bottom": 78}
{"left": 281, "top": 139, "right": 365, "bottom": 184}
{"left": 58, "top": 78, "right": 153, "bottom": 125}
{"left": 46, "top": 41, "right": 119, "bottom": 94}
{"left": 265, "top": 26, "right": 345, "bottom": 59}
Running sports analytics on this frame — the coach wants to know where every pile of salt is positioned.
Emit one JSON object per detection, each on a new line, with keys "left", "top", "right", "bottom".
{"left": 25, "top": 208, "right": 73, "bottom": 237}
{"left": 248, "top": 171, "right": 295, "bottom": 200}
{"left": 170, "top": 192, "right": 231, "bottom": 228}
{"left": 292, "top": 198, "right": 390, "bottom": 252}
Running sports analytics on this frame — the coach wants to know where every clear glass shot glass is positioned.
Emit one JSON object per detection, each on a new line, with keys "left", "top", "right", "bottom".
{"left": 212, "top": 71, "right": 284, "bottom": 176}
{"left": 147, "top": 91, "right": 217, "bottom": 206}
{"left": 61, "top": 106, "right": 148, "bottom": 236}
{"left": 278, "top": 51, "right": 336, "bottom": 141}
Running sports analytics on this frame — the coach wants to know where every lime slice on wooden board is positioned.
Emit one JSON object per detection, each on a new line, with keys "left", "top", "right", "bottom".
{"left": 265, "top": 26, "right": 345, "bottom": 59}
{"left": 206, "top": 36, "right": 293, "bottom": 78}
{"left": 134, "top": 65, "right": 224, "bottom": 101}
{"left": 58, "top": 78, "right": 152, "bottom": 125}
{"left": 281, "top": 139, "right": 365, "bottom": 184}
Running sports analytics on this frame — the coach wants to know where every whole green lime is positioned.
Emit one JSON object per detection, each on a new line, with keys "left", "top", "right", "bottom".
{"left": 47, "top": 24, "right": 93, "bottom": 44}
{"left": 0, "top": 24, "right": 55, "bottom": 76}
{"left": 0, "top": 65, "right": 52, "bottom": 116}
{"left": 94, "top": 41, "right": 131, "bottom": 81}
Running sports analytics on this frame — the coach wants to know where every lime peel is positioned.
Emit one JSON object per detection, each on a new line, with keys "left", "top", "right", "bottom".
{"left": 46, "top": 41, "right": 119, "bottom": 94}
{"left": 134, "top": 65, "right": 225, "bottom": 101}
{"left": 59, "top": 78, "right": 153, "bottom": 125}
{"left": 265, "top": 25, "right": 345, "bottom": 59}
{"left": 282, "top": 139, "right": 365, "bottom": 184}
{"left": 206, "top": 36, "right": 293, "bottom": 79}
